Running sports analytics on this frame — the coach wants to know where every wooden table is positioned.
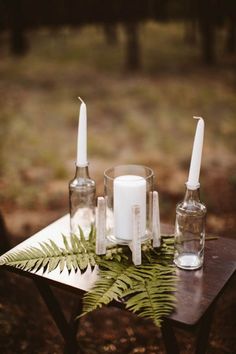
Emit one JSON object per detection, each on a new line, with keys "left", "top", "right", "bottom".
{"left": 1, "top": 214, "right": 236, "bottom": 354}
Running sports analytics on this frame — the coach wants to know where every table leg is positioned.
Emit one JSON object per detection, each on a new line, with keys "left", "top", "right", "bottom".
{"left": 69, "top": 297, "right": 83, "bottom": 340}
{"left": 34, "top": 278, "right": 78, "bottom": 354}
{"left": 161, "top": 320, "right": 180, "bottom": 354}
{"left": 195, "top": 303, "right": 215, "bottom": 354}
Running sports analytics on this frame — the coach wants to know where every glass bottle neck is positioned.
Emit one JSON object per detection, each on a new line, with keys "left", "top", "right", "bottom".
{"left": 184, "top": 187, "right": 200, "bottom": 203}
{"left": 74, "top": 165, "right": 90, "bottom": 179}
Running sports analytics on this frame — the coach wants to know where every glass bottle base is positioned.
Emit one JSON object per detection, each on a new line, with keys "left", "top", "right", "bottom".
{"left": 174, "top": 253, "right": 203, "bottom": 270}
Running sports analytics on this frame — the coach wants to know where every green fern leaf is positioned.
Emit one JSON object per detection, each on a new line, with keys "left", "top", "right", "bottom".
{"left": 0, "top": 230, "right": 102, "bottom": 274}
{"left": 88, "top": 224, "right": 96, "bottom": 243}
{"left": 81, "top": 235, "right": 177, "bottom": 327}
{"left": 81, "top": 259, "right": 163, "bottom": 316}
{"left": 79, "top": 226, "right": 86, "bottom": 244}
{"left": 62, "top": 235, "right": 72, "bottom": 253}
{"left": 124, "top": 275, "right": 176, "bottom": 327}
{"left": 59, "top": 257, "right": 65, "bottom": 272}
{"left": 70, "top": 234, "right": 78, "bottom": 253}
{"left": 82, "top": 261, "right": 131, "bottom": 315}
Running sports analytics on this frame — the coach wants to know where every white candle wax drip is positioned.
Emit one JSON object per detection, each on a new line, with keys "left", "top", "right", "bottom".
{"left": 114, "top": 175, "right": 146, "bottom": 241}
{"left": 186, "top": 117, "right": 205, "bottom": 190}
{"left": 76, "top": 97, "right": 88, "bottom": 167}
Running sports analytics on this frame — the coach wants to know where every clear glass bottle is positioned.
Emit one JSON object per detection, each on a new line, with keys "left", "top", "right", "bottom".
{"left": 69, "top": 165, "right": 96, "bottom": 238}
{"left": 174, "top": 186, "right": 207, "bottom": 270}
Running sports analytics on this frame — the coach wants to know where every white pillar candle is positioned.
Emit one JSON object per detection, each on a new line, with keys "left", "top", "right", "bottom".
{"left": 114, "top": 175, "right": 146, "bottom": 241}
{"left": 186, "top": 117, "right": 204, "bottom": 190}
{"left": 76, "top": 97, "right": 88, "bottom": 167}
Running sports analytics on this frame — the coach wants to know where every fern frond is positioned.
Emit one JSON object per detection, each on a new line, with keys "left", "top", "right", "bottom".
{"left": 82, "top": 260, "right": 149, "bottom": 316}
{"left": 0, "top": 232, "right": 98, "bottom": 274}
{"left": 81, "top": 235, "right": 177, "bottom": 326}
{"left": 0, "top": 229, "right": 126, "bottom": 275}
{"left": 123, "top": 265, "right": 176, "bottom": 326}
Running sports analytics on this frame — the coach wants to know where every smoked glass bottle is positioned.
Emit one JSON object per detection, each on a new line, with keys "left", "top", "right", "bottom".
{"left": 174, "top": 186, "right": 207, "bottom": 270}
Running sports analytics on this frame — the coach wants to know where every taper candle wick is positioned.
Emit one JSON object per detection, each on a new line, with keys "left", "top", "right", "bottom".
{"left": 78, "top": 96, "right": 84, "bottom": 104}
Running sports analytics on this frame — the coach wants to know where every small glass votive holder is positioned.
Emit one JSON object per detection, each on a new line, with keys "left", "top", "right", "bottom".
{"left": 104, "top": 164, "right": 154, "bottom": 245}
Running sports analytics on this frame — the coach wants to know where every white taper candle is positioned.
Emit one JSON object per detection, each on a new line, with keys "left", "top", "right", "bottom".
{"left": 186, "top": 117, "right": 205, "bottom": 190}
{"left": 76, "top": 97, "right": 88, "bottom": 167}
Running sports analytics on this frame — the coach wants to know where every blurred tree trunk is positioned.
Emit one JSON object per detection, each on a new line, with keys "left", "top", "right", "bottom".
{"left": 103, "top": 24, "right": 118, "bottom": 45}
{"left": 9, "top": 0, "right": 28, "bottom": 55}
{"left": 184, "top": 20, "right": 197, "bottom": 44}
{"left": 124, "top": 23, "right": 141, "bottom": 71}
{"left": 198, "top": 0, "right": 216, "bottom": 65}
{"left": 184, "top": 0, "right": 197, "bottom": 44}
{"left": 226, "top": 16, "right": 236, "bottom": 53}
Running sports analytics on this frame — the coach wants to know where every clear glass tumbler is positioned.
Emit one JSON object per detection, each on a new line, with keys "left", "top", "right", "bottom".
{"left": 104, "top": 165, "right": 154, "bottom": 244}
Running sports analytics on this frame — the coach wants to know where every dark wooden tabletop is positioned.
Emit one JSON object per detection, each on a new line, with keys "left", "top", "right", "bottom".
{"left": 170, "top": 236, "right": 236, "bottom": 327}
{"left": 161, "top": 224, "right": 236, "bottom": 327}
{"left": 1, "top": 215, "right": 236, "bottom": 328}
